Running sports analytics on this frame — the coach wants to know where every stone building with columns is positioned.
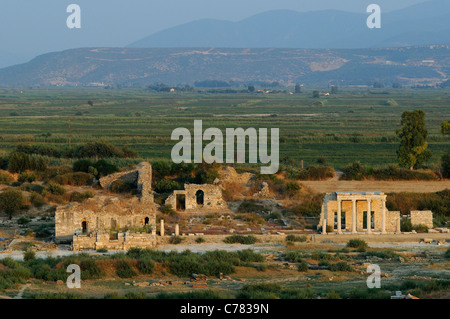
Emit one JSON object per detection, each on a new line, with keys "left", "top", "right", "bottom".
{"left": 318, "top": 191, "right": 401, "bottom": 234}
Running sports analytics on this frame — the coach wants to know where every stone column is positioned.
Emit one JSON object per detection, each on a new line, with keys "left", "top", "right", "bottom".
{"left": 352, "top": 199, "right": 357, "bottom": 234}
{"left": 160, "top": 219, "right": 165, "bottom": 237}
{"left": 366, "top": 199, "right": 372, "bottom": 234}
{"left": 337, "top": 198, "right": 342, "bottom": 234}
{"left": 175, "top": 224, "right": 179, "bottom": 236}
{"left": 322, "top": 218, "right": 327, "bottom": 235}
{"left": 396, "top": 215, "right": 401, "bottom": 234}
{"left": 381, "top": 199, "right": 387, "bottom": 234}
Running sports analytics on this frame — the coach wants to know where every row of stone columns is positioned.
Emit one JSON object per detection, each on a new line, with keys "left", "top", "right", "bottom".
{"left": 325, "top": 198, "right": 387, "bottom": 234}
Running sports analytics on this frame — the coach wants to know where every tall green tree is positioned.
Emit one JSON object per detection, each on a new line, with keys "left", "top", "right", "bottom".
{"left": 0, "top": 188, "right": 25, "bottom": 219}
{"left": 396, "top": 110, "right": 432, "bottom": 170}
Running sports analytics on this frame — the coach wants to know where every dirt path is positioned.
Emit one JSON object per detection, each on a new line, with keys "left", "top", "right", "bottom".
{"left": 300, "top": 180, "right": 450, "bottom": 194}
{"left": 13, "top": 284, "right": 29, "bottom": 299}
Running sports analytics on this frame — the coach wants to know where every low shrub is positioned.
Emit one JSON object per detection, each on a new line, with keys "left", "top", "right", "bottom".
{"left": 401, "top": 218, "right": 413, "bottom": 232}
{"left": 115, "top": 260, "right": 137, "bottom": 278}
{"left": 30, "top": 192, "right": 46, "bottom": 207}
{"left": 346, "top": 239, "right": 368, "bottom": 252}
{"left": 297, "top": 261, "right": 309, "bottom": 272}
{"left": 137, "top": 258, "right": 155, "bottom": 274}
{"left": 285, "top": 235, "right": 307, "bottom": 242}
{"left": 412, "top": 224, "right": 429, "bottom": 233}
{"left": 224, "top": 235, "right": 257, "bottom": 245}
{"left": 46, "top": 182, "right": 66, "bottom": 195}
{"left": 169, "top": 235, "right": 184, "bottom": 244}
{"left": 195, "top": 237, "right": 205, "bottom": 243}
{"left": 329, "top": 262, "right": 353, "bottom": 272}
{"left": 70, "top": 191, "right": 94, "bottom": 203}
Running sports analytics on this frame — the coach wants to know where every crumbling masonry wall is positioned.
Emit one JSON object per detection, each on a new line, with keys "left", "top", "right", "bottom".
{"left": 410, "top": 211, "right": 433, "bottom": 229}
{"left": 55, "top": 162, "right": 157, "bottom": 244}
{"left": 72, "top": 232, "right": 157, "bottom": 251}
{"left": 165, "top": 183, "right": 227, "bottom": 211}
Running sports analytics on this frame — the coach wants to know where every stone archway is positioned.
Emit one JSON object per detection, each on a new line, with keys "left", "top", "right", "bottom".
{"left": 195, "top": 190, "right": 204, "bottom": 206}
{"left": 144, "top": 217, "right": 149, "bottom": 225}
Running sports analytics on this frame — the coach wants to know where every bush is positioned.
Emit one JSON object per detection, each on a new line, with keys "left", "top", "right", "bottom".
{"left": 224, "top": 235, "right": 257, "bottom": 245}
{"left": 23, "top": 249, "right": 36, "bottom": 262}
{"left": 169, "top": 235, "right": 184, "bottom": 244}
{"left": 291, "top": 166, "right": 334, "bottom": 181}
{"left": 52, "top": 172, "right": 93, "bottom": 186}
{"left": 291, "top": 194, "right": 323, "bottom": 217}
{"left": 255, "top": 264, "right": 268, "bottom": 272}
{"left": 159, "top": 204, "right": 176, "bottom": 216}
{"left": 79, "top": 259, "right": 102, "bottom": 279}
{"left": 137, "top": 258, "right": 154, "bottom": 274}
{"left": 285, "top": 235, "right": 307, "bottom": 242}
{"left": 445, "top": 249, "right": 450, "bottom": 259}
{"left": 46, "top": 183, "right": 66, "bottom": 195}
{"left": 30, "top": 192, "right": 46, "bottom": 207}
{"left": 154, "top": 179, "right": 180, "bottom": 193}
{"left": 195, "top": 237, "right": 205, "bottom": 243}
{"left": 70, "top": 191, "right": 95, "bottom": 203}
{"left": 76, "top": 141, "right": 123, "bottom": 159}
{"left": 401, "top": 218, "right": 413, "bottom": 232}
{"left": 311, "top": 251, "right": 332, "bottom": 261}
{"left": 0, "top": 170, "right": 12, "bottom": 184}
{"left": 237, "top": 200, "right": 266, "bottom": 213}
{"left": 285, "top": 181, "right": 301, "bottom": 196}
{"left": 341, "top": 162, "right": 366, "bottom": 180}
{"left": 73, "top": 159, "right": 93, "bottom": 173}
{"left": 115, "top": 260, "right": 137, "bottom": 278}
{"left": 329, "top": 261, "right": 353, "bottom": 272}
{"left": 283, "top": 251, "right": 304, "bottom": 263}
{"left": 297, "top": 261, "right": 308, "bottom": 272}
{"left": 18, "top": 172, "right": 36, "bottom": 183}
{"left": 346, "top": 239, "right": 368, "bottom": 252}
{"left": 412, "top": 224, "right": 429, "bottom": 233}
{"left": 18, "top": 216, "right": 31, "bottom": 225}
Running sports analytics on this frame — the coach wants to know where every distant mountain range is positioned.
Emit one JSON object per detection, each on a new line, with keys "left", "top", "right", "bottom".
{"left": 0, "top": 46, "right": 448, "bottom": 87}
{"left": 128, "top": 0, "right": 450, "bottom": 49}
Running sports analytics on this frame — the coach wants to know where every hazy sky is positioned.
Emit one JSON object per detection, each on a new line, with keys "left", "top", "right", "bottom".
{"left": 0, "top": 0, "right": 429, "bottom": 60}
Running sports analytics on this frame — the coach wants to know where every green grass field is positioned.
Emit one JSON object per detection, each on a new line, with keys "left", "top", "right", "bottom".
{"left": 0, "top": 87, "right": 448, "bottom": 169}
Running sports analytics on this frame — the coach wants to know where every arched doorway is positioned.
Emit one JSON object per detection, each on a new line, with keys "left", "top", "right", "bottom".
{"left": 196, "top": 190, "right": 204, "bottom": 206}
{"left": 144, "top": 217, "right": 149, "bottom": 225}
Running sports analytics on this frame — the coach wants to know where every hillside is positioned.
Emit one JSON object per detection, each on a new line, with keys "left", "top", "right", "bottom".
{"left": 128, "top": 1, "right": 450, "bottom": 49}
{"left": 0, "top": 46, "right": 449, "bottom": 87}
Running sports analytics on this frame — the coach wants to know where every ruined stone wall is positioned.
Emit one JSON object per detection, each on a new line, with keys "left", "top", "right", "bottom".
{"left": 55, "top": 162, "right": 156, "bottom": 244}
{"left": 410, "top": 211, "right": 434, "bottom": 229}
{"left": 72, "top": 232, "right": 157, "bottom": 251}
{"left": 55, "top": 196, "right": 156, "bottom": 243}
{"left": 165, "top": 183, "right": 227, "bottom": 212}
{"left": 386, "top": 211, "right": 400, "bottom": 233}
{"left": 184, "top": 184, "right": 226, "bottom": 210}
{"left": 99, "top": 161, "right": 153, "bottom": 201}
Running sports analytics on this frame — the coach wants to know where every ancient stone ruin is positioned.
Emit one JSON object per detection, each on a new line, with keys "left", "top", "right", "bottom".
{"left": 318, "top": 191, "right": 434, "bottom": 234}
{"left": 165, "top": 183, "right": 227, "bottom": 212}
{"left": 55, "top": 162, "right": 157, "bottom": 250}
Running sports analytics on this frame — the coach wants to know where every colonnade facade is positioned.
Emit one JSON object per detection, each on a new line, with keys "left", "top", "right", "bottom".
{"left": 320, "top": 192, "right": 388, "bottom": 234}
